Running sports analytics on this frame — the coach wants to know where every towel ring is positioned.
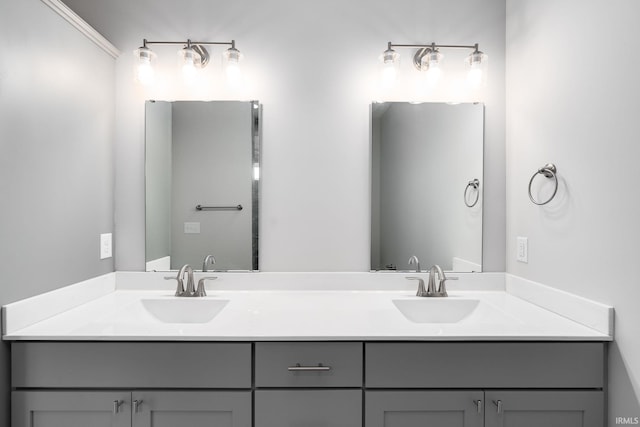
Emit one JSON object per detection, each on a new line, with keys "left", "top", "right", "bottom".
{"left": 528, "top": 163, "right": 558, "bottom": 205}
{"left": 464, "top": 179, "right": 480, "bottom": 208}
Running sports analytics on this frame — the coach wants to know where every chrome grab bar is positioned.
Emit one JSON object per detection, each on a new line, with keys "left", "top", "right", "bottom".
{"left": 196, "top": 204, "right": 243, "bottom": 211}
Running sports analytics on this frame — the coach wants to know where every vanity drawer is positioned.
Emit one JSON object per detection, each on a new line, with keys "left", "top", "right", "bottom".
{"left": 255, "top": 342, "right": 363, "bottom": 387}
{"left": 12, "top": 342, "right": 252, "bottom": 388}
{"left": 365, "top": 342, "right": 605, "bottom": 389}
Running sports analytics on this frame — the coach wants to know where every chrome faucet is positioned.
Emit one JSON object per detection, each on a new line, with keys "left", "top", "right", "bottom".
{"left": 202, "top": 254, "right": 216, "bottom": 272}
{"left": 427, "top": 264, "right": 448, "bottom": 297}
{"left": 406, "top": 264, "right": 457, "bottom": 297}
{"left": 165, "top": 264, "right": 215, "bottom": 297}
{"left": 408, "top": 255, "right": 421, "bottom": 272}
{"left": 179, "top": 264, "right": 196, "bottom": 296}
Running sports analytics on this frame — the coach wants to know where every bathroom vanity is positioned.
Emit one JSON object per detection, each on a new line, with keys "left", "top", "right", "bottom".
{"left": 4, "top": 272, "right": 612, "bottom": 427}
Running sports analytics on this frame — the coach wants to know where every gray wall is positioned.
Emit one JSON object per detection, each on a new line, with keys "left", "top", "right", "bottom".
{"left": 61, "top": 0, "right": 507, "bottom": 272}
{"left": 169, "top": 102, "right": 253, "bottom": 270}
{"left": 506, "top": 0, "right": 640, "bottom": 422}
{"left": 373, "top": 103, "right": 483, "bottom": 271}
{"left": 145, "top": 101, "right": 173, "bottom": 263}
{"left": 0, "top": 0, "right": 116, "bottom": 422}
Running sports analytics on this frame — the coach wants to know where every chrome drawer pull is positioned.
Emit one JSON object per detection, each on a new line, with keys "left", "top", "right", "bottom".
{"left": 133, "top": 399, "right": 143, "bottom": 413}
{"left": 113, "top": 400, "right": 122, "bottom": 414}
{"left": 287, "top": 363, "right": 332, "bottom": 371}
{"left": 493, "top": 400, "right": 503, "bottom": 414}
{"left": 474, "top": 399, "right": 482, "bottom": 414}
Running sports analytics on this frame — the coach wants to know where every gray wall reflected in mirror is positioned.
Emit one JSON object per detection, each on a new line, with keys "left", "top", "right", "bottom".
{"left": 371, "top": 102, "right": 483, "bottom": 272}
{"left": 145, "top": 100, "right": 260, "bottom": 271}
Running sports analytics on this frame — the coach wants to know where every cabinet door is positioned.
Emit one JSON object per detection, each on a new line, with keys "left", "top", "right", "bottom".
{"left": 255, "top": 390, "right": 362, "bottom": 427}
{"left": 12, "top": 391, "right": 130, "bottom": 427}
{"left": 131, "top": 391, "right": 251, "bottom": 427}
{"left": 484, "top": 391, "right": 604, "bottom": 427}
{"left": 366, "top": 391, "right": 484, "bottom": 427}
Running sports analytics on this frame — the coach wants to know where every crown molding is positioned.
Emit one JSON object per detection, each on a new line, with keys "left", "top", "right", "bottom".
{"left": 40, "top": 0, "right": 120, "bottom": 59}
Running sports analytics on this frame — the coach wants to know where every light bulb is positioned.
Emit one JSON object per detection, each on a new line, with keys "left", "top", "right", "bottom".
{"left": 379, "top": 47, "right": 399, "bottom": 89}
{"left": 466, "top": 50, "right": 488, "bottom": 89}
{"left": 133, "top": 46, "right": 156, "bottom": 86}
{"left": 224, "top": 46, "right": 244, "bottom": 89}
{"left": 420, "top": 49, "right": 443, "bottom": 87}
{"left": 179, "top": 47, "right": 201, "bottom": 84}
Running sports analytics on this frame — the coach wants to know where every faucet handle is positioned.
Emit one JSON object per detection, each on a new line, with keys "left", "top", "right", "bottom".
{"left": 196, "top": 277, "right": 218, "bottom": 297}
{"left": 406, "top": 277, "right": 427, "bottom": 297}
{"left": 436, "top": 272, "right": 458, "bottom": 297}
{"left": 164, "top": 276, "right": 185, "bottom": 296}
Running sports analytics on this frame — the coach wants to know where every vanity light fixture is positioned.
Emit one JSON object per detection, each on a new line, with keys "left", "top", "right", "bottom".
{"left": 134, "top": 38, "right": 242, "bottom": 86}
{"left": 380, "top": 41, "right": 488, "bottom": 88}
{"left": 379, "top": 43, "right": 400, "bottom": 88}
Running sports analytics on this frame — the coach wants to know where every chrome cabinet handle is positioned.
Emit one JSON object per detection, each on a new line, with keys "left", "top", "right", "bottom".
{"left": 133, "top": 399, "right": 143, "bottom": 413}
{"left": 474, "top": 399, "right": 482, "bottom": 414}
{"left": 287, "top": 363, "right": 332, "bottom": 371}
{"left": 493, "top": 400, "right": 503, "bottom": 414}
{"left": 113, "top": 400, "right": 122, "bottom": 414}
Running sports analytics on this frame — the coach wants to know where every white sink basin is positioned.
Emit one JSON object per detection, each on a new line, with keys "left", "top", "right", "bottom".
{"left": 392, "top": 298, "right": 480, "bottom": 323}
{"left": 141, "top": 298, "right": 229, "bottom": 324}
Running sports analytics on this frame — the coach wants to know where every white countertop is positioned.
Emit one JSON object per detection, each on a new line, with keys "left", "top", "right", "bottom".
{"left": 2, "top": 272, "right": 614, "bottom": 341}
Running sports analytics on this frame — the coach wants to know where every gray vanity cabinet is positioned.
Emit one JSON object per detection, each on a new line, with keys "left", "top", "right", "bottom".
{"left": 483, "top": 391, "right": 604, "bottom": 427}
{"left": 11, "top": 342, "right": 253, "bottom": 427}
{"left": 366, "top": 391, "right": 484, "bottom": 427}
{"left": 364, "top": 342, "right": 606, "bottom": 427}
{"left": 13, "top": 391, "right": 131, "bottom": 427}
{"left": 10, "top": 341, "right": 607, "bottom": 427}
{"left": 255, "top": 390, "right": 362, "bottom": 427}
{"left": 254, "top": 342, "right": 363, "bottom": 427}
{"left": 13, "top": 390, "right": 251, "bottom": 427}
{"left": 132, "top": 391, "right": 251, "bottom": 427}
{"left": 366, "top": 390, "right": 603, "bottom": 427}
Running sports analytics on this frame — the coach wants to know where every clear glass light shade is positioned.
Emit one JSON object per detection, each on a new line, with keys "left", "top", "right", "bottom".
{"left": 133, "top": 47, "right": 156, "bottom": 86}
{"left": 179, "top": 47, "right": 202, "bottom": 83}
{"left": 224, "top": 47, "right": 244, "bottom": 88}
{"left": 465, "top": 51, "right": 488, "bottom": 88}
{"left": 420, "top": 49, "right": 443, "bottom": 86}
{"left": 379, "top": 48, "right": 399, "bottom": 89}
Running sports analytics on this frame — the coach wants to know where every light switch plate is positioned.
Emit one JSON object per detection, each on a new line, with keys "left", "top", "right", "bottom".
{"left": 100, "top": 233, "right": 112, "bottom": 259}
{"left": 517, "top": 236, "right": 528, "bottom": 263}
{"left": 184, "top": 222, "right": 201, "bottom": 234}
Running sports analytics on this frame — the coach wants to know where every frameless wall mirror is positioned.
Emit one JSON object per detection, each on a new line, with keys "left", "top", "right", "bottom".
{"left": 145, "top": 100, "right": 261, "bottom": 271}
{"left": 371, "top": 102, "right": 483, "bottom": 272}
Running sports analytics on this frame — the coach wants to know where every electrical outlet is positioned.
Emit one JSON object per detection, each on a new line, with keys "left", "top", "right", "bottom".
{"left": 100, "top": 233, "right": 112, "bottom": 259}
{"left": 517, "top": 236, "right": 528, "bottom": 263}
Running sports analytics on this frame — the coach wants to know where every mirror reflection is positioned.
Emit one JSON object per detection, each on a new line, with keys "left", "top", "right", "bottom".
{"left": 371, "top": 102, "right": 483, "bottom": 272}
{"left": 145, "top": 100, "right": 260, "bottom": 271}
